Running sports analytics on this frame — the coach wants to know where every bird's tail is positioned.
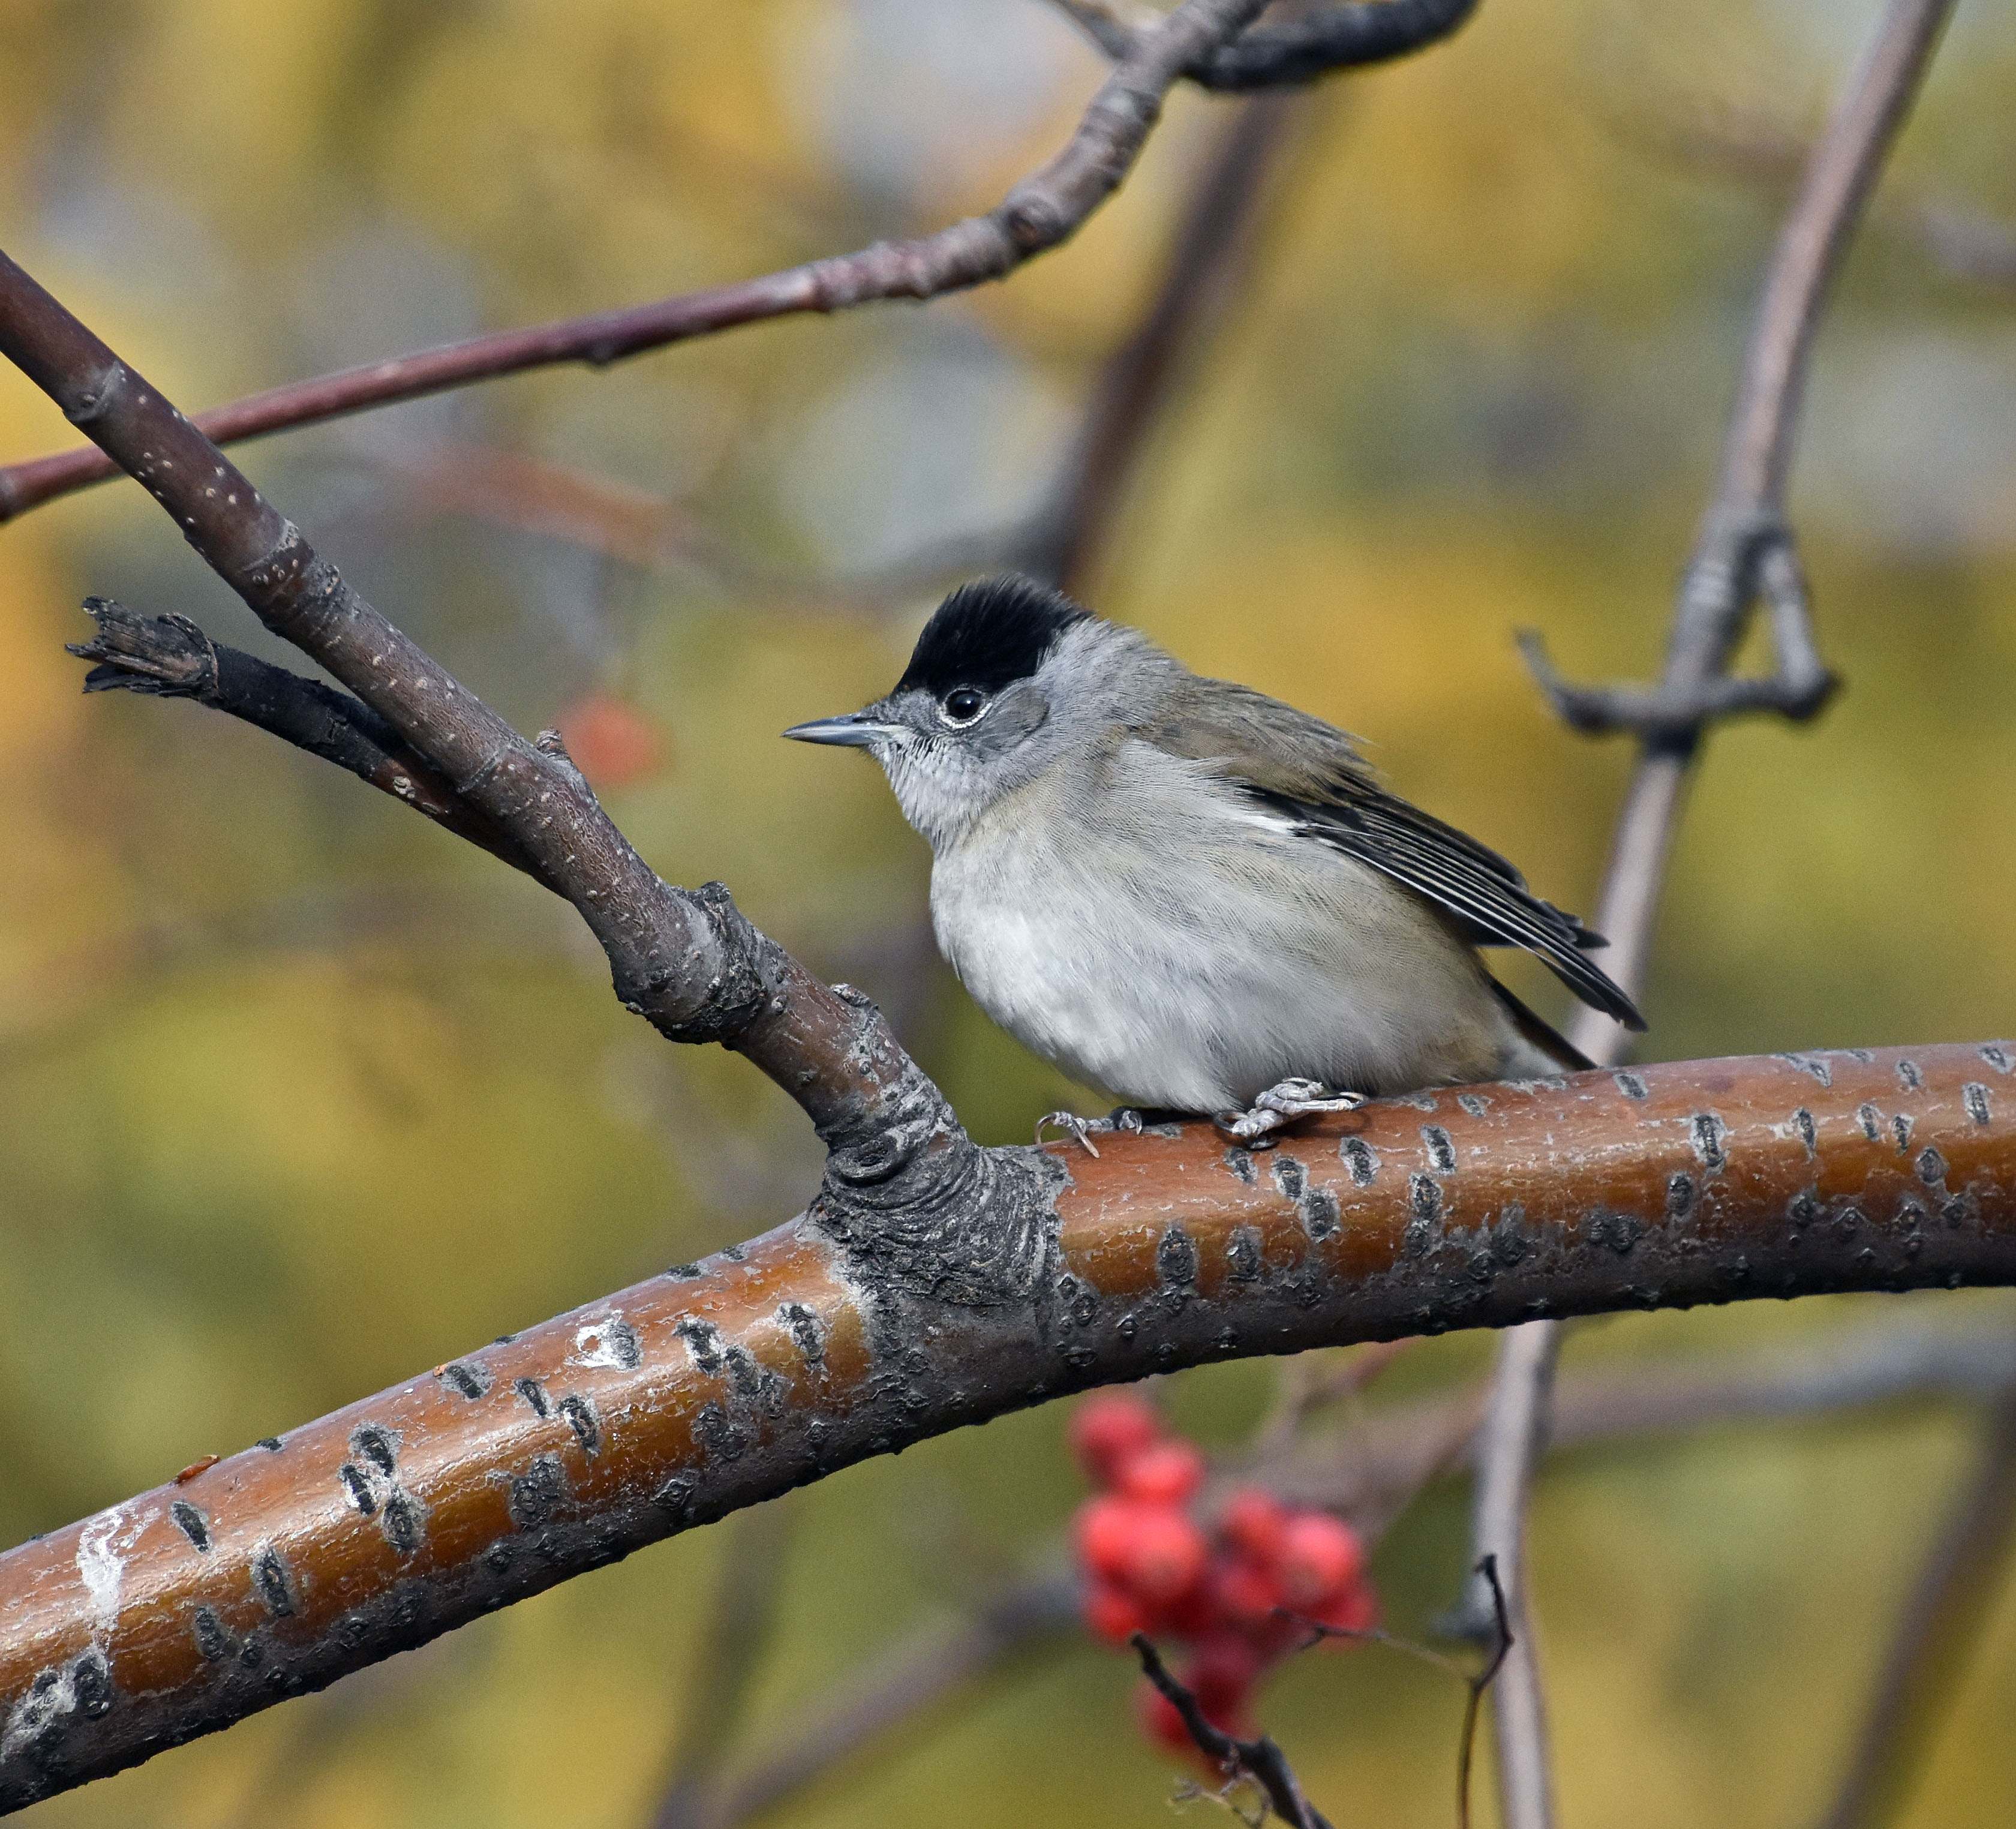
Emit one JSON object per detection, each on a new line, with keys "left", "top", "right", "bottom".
{"left": 1488, "top": 978, "right": 1596, "bottom": 1076}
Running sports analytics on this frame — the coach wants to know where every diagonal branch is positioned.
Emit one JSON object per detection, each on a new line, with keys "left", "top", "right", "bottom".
{"left": 1020, "top": 85, "right": 1311, "bottom": 596}
{"left": 0, "top": 0, "right": 1399, "bottom": 528}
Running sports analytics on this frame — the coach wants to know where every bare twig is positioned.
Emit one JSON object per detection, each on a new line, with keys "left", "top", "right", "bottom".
{"left": 0, "top": 0, "right": 1475, "bottom": 527}
{"left": 1812, "top": 1359, "right": 2016, "bottom": 1829}
{"left": 1467, "top": 8, "right": 1959, "bottom": 1821}
{"left": 1131, "top": 1633, "right": 1332, "bottom": 1829}
{"left": 65, "top": 597, "right": 536, "bottom": 874}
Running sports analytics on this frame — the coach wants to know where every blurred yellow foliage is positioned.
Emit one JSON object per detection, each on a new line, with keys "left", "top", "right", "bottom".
{"left": 1, "top": 1, "right": 2014, "bottom": 1826}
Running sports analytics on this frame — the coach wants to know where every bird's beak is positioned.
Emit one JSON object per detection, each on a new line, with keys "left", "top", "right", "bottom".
{"left": 782, "top": 710, "right": 903, "bottom": 748}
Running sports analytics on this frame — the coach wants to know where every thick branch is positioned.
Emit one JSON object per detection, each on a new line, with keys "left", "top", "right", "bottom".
{"left": 4, "top": 1043, "right": 2013, "bottom": 1808}
{"left": 0, "top": 0, "right": 1290, "bottom": 527}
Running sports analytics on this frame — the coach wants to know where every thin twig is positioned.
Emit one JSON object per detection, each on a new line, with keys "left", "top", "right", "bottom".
{"left": 1811, "top": 1358, "right": 2016, "bottom": 1829}
{"left": 65, "top": 596, "right": 536, "bottom": 874}
{"left": 0, "top": 0, "right": 1474, "bottom": 527}
{"left": 1131, "top": 1634, "right": 1333, "bottom": 1829}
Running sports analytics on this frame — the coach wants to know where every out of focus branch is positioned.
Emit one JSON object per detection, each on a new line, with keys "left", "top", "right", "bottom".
{"left": 1022, "top": 88, "right": 1309, "bottom": 596}
{"left": 1459, "top": 1320, "right": 1563, "bottom": 1829}
{"left": 1812, "top": 1360, "right": 2016, "bottom": 1829}
{"left": 1612, "top": 92, "right": 2016, "bottom": 295}
{"left": 650, "top": 1504, "right": 795, "bottom": 1829}
{"left": 0, "top": 0, "right": 1387, "bottom": 526}
{"left": 686, "top": 1575, "right": 1080, "bottom": 1829}
{"left": 1471, "top": 8, "right": 1959, "bottom": 1821}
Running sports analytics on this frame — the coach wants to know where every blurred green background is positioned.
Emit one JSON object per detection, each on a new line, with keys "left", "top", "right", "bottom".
{"left": 2, "top": 0, "right": 2014, "bottom": 1824}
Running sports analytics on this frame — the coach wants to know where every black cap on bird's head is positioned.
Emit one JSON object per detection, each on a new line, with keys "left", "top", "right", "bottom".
{"left": 894, "top": 575, "right": 1089, "bottom": 698}
{"left": 783, "top": 573, "right": 1089, "bottom": 748}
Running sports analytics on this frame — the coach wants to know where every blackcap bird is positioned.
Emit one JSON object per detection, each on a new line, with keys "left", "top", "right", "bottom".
{"left": 786, "top": 575, "right": 1641, "bottom": 1144}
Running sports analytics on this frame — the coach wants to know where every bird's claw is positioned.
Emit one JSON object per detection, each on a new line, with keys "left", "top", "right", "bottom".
{"left": 1213, "top": 1079, "right": 1366, "bottom": 1149}
{"left": 1036, "top": 1110, "right": 1108, "bottom": 1157}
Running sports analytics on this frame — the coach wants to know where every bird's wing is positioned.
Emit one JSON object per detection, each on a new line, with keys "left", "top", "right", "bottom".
{"left": 1137, "top": 680, "right": 1646, "bottom": 1031}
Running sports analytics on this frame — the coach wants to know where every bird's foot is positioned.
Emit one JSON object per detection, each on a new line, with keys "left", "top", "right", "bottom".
{"left": 1036, "top": 1110, "right": 1110, "bottom": 1157}
{"left": 1213, "top": 1079, "right": 1366, "bottom": 1149}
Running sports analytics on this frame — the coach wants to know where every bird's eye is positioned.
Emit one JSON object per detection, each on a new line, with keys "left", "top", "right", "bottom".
{"left": 941, "top": 687, "right": 987, "bottom": 725}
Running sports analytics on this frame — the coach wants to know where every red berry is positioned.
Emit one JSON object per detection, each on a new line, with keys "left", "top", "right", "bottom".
{"left": 1221, "top": 1488, "right": 1288, "bottom": 1560}
{"left": 1070, "top": 1392, "right": 1162, "bottom": 1486}
{"left": 1074, "top": 1497, "right": 1207, "bottom": 1603}
{"left": 1082, "top": 1578, "right": 1150, "bottom": 1645}
{"left": 1120, "top": 1507, "right": 1209, "bottom": 1603}
{"left": 1276, "top": 1512, "right": 1364, "bottom": 1609}
{"left": 1212, "top": 1557, "right": 1283, "bottom": 1627}
{"left": 1076, "top": 1495, "right": 1146, "bottom": 1580}
{"left": 1117, "top": 1440, "right": 1205, "bottom": 1505}
{"left": 552, "top": 694, "right": 663, "bottom": 789}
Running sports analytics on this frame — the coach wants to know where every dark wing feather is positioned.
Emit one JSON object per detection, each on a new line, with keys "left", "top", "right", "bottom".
{"left": 1138, "top": 679, "right": 1647, "bottom": 1031}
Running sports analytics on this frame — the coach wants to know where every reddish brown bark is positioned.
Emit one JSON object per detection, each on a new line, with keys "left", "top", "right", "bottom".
{"left": 4, "top": 1041, "right": 2011, "bottom": 1809}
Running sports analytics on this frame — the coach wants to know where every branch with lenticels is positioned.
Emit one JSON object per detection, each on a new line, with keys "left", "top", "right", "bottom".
{"left": 4, "top": 1043, "right": 2012, "bottom": 1807}
{"left": 0, "top": 0, "right": 1482, "bottom": 527}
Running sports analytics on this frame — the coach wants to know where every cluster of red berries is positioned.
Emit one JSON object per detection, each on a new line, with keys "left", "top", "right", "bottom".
{"left": 1069, "top": 1389, "right": 1376, "bottom": 1752}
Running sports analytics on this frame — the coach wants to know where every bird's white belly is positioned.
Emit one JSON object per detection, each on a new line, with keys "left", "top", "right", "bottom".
{"left": 929, "top": 816, "right": 1508, "bottom": 1109}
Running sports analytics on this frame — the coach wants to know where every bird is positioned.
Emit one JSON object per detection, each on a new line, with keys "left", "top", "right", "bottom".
{"left": 784, "top": 573, "right": 1642, "bottom": 1146}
